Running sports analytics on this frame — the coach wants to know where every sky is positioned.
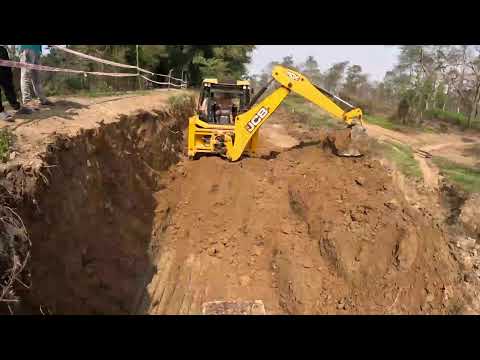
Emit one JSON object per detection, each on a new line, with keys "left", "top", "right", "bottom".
{"left": 248, "top": 45, "right": 401, "bottom": 82}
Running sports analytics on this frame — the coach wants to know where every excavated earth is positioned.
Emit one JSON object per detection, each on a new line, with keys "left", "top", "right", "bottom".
{"left": 0, "top": 98, "right": 468, "bottom": 315}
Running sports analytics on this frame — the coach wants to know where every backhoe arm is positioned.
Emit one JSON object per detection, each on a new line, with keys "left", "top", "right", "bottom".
{"left": 271, "top": 65, "right": 363, "bottom": 126}
{"left": 225, "top": 65, "right": 363, "bottom": 161}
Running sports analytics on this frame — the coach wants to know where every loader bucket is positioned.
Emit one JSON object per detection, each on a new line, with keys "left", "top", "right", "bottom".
{"left": 325, "top": 125, "right": 368, "bottom": 157}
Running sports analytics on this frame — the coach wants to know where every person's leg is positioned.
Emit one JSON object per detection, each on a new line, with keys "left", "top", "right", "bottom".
{"left": 30, "top": 52, "right": 51, "bottom": 105}
{"left": 0, "top": 47, "right": 18, "bottom": 108}
{"left": 0, "top": 85, "right": 4, "bottom": 113}
{"left": 20, "top": 49, "right": 34, "bottom": 105}
{"left": 0, "top": 47, "right": 32, "bottom": 119}
{"left": 0, "top": 73, "right": 33, "bottom": 115}
{"left": 0, "top": 68, "right": 20, "bottom": 111}
{"left": 2, "top": 78, "right": 21, "bottom": 110}
{"left": 0, "top": 49, "right": 13, "bottom": 120}
{"left": 0, "top": 85, "right": 14, "bottom": 122}
{"left": 0, "top": 51, "right": 5, "bottom": 114}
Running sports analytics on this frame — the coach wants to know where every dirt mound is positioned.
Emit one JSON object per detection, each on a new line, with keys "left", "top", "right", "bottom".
{"left": 459, "top": 193, "right": 480, "bottom": 239}
{"left": 146, "top": 144, "right": 462, "bottom": 314}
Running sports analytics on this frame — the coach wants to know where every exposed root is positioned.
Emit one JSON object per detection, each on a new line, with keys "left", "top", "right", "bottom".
{"left": 0, "top": 202, "right": 31, "bottom": 310}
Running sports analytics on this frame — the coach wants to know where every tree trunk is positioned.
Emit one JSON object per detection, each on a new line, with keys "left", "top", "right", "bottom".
{"left": 431, "top": 78, "right": 437, "bottom": 109}
{"left": 443, "top": 84, "right": 450, "bottom": 111}
{"left": 458, "top": 46, "right": 468, "bottom": 115}
{"left": 469, "top": 83, "right": 480, "bottom": 127}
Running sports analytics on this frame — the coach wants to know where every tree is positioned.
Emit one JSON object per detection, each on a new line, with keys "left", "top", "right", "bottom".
{"left": 40, "top": 45, "right": 256, "bottom": 94}
{"left": 258, "top": 72, "right": 271, "bottom": 88}
{"left": 466, "top": 49, "right": 480, "bottom": 126}
{"left": 397, "top": 97, "right": 410, "bottom": 124}
{"left": 281, "top": 55, "right": 295, "bottom": 68}
{"left": 323, "top": 61, "right": 349, "bottom": 92}
{"left": 343, "top": 64, "right": 368, "bottom": 96}
{"left": 167, "top": 45, "right": 255, "bottom": 85}
{"left": 300, "top": 56, "right": 322, "bottom": 84}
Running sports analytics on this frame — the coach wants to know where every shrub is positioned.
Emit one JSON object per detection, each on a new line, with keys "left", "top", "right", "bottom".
{"left": 425, "top": 108, "right": 468, "bottom": 127}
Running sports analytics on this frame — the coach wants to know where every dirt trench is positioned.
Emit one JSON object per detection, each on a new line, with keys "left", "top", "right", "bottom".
{"left": 0, "top": 103, "right": 191, "bottom": 314}
{"left": 0, "top": 104, "right": 467, "bottom": 314}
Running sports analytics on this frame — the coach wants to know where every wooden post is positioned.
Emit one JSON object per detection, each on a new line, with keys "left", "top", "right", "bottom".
{"left": 168, "top": 69, "right": 173, "bottom": 91}
{"left": 136, "top": 45, "right": 141, "bottom": 91}
{"left": 9, "top": 45, "right": 16, "bottom": 60}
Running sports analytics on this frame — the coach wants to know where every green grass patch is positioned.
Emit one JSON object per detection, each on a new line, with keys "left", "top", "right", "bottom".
{"left": 365, "top": 115, "right": 406, "bottom": 131}
{"left": 366, "top": 114, "right": 441, "bottom": 134}
{"left": 425, "top": 108, "right": 480, "bottom": 130}
{"left": 380, "top": 141, "right": 422, "bottom": 179}
{"left": 168, "top": 93, "right": 195, "bottom": 106}
{"left": 432, "top": 156, "right": 480, "bottom": 193}
{"left": 425, "top": 108, "right": 468, "bottom": 127}
{"left": 0, "top": 128, "right": 14, "bottom": 163}
{"left": 281, "top": 95, "right": 343, "bottom": 129}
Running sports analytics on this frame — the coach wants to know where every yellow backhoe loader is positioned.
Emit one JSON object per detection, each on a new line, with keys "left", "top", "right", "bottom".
{"left": 187, "top": 65, "right": 366, "bottom": 161}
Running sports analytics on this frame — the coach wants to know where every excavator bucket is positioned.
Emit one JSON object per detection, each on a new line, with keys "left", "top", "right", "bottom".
{"left": 325, "top": 125, "right": 368, "bottom": 157}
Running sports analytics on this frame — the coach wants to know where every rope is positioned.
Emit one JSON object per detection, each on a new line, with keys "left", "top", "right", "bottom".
{"left": 0, "top": 59, "right": 137, "bottom": 77}
{"left": 0, "top": 47, "right": 188, "bottom": 88}
{"left": 51, "top": 46, "right": 186, "bottom": 82}
{"left": 140, "top": 75, "right": 186, "bottom": 87}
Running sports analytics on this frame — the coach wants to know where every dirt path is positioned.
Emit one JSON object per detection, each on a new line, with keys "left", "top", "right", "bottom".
{"left": 365, "top": 123, "right": 480, "bottom": 152}
{"left": 260, "top": 123, "right": 300, "bottom": 149}
{"left": 365, "top": 122, "right": 480, "bottom": 188}
{"left": 1, "top": 89, "right": 186, "bottom": 166}
{"left": 414, "top": 154, "right": 440, "bottom": 190}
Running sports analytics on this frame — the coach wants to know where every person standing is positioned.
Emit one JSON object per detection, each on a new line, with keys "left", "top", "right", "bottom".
{"left": 18, "top": 45, "right": 54, "bottom": 108}
{"left": 0, "top": 45, "right": 33, "bottom": 122}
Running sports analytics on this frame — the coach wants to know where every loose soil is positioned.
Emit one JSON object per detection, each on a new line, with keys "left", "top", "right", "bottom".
{"left": 146, "top": 143, "right": 461, "bottom": 314}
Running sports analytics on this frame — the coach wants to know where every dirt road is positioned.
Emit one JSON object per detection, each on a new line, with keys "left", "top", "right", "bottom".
{"left": 365, "top": 122, "right": 480, "bottom": 189}
{"left": 1, "top": 90, "right": 186, "bottom": 165}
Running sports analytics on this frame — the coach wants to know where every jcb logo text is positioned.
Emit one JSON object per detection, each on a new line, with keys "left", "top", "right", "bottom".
{"left": 286, "top": 71, "right": 301, "bottom": 81}
{"left": 245, "top": 107, "right": 269, "bottom": 132}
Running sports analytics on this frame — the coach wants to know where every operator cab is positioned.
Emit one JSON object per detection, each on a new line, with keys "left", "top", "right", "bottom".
{"left": 197, "top": 79, "right": 251, "bottom": 125}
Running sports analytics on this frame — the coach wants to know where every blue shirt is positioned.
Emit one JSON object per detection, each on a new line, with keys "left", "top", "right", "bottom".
{"left": 18, "top": 45, "right": 42, "bottom": 54}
